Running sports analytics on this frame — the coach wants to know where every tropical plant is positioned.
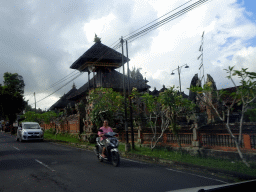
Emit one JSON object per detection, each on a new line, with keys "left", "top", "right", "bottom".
{"left": 88, "top": 88, "right": 124, "bottom": 128}
{"left": 158, "top": 86, "right": 195, "bottom": 149}
{"left": 189, "top": 66, "right": 256, "bottom": 167}
{"left": 131, "top": 86, "right": 195, "bottom": 150}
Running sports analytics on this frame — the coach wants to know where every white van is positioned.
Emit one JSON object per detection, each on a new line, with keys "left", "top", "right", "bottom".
{"left": 16, "top": 122, "right": 44, "bottom": 142}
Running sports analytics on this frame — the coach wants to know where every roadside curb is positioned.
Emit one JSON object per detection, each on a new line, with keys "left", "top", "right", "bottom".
{"left": 44, "top": 139, "right": 256, "bottom": 181}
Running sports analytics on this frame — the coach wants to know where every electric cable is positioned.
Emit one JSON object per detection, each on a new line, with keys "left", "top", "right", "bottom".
{"left": 125, "top": 0, "right": 210, "bottom": 43}
{"left": 30, "top": 41, "right": 122, "bottom": 106}
{"left": 24, "top": 70, "right": 79, "bottom": 97}
{"left": 123, "top": 0, "right": 194, "bottom": 39}
{"left": 28, "top": 0, "right": 210, "bottom": 106}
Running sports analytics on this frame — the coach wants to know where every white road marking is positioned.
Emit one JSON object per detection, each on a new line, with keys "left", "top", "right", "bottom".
{"left": 121, "top": 158, "right": 147, "bottom": 164}
{"left": 166, "top": 168, "right": 228, "bottom": 184}
{"left": 13, "top": 146, "right": 20, "bottom": 151}
{"left": 35, "top": 159, "right": 55, "bottom": 172}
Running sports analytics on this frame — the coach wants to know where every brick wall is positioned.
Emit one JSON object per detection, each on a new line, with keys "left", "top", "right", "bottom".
{"left": 40, "top": 114, "right": 80, "bottom": 134}
{"left": 118, "top": 122, "right": 256, "bottom": 152}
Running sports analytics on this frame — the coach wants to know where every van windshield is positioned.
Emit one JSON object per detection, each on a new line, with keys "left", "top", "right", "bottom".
{"left": 23, "top": 124, "right": 40, "bottom": 129}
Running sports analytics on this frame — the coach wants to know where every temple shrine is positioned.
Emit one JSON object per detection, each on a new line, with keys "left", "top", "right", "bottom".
{"left": 50, "top": 35, "right": 151, "bottom": 111}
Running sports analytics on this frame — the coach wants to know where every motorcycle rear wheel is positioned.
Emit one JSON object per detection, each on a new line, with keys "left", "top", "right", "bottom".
{"left": 111, "top": 151, "right": 120, "bottom": 167}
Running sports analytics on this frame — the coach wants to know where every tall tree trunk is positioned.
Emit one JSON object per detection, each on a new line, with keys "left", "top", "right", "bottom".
{"left": 238, "top": 105, "right": 245, "bottom": 148}
{"left": 199, "top": 95, "right": 250, "bottom": 167}
{"left": 226, "top": 109, "right": 250, "bottom": 167}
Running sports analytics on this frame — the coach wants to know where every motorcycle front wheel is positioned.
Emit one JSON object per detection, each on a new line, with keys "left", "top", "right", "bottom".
{"left": 96, "top": 147, "right": 103, "bottom": 162}
{"left": 111, "top": 151, "right": 120, "bottom": 167}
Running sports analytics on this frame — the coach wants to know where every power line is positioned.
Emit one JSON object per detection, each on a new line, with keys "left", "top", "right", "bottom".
{"left": 28, "top": 0, "right": 211, "bottom": 106}
{"left": 24, "top": 71, "right": 79, "bottom": 97}
{"left": 125, "top": 0, "right": 211, "bottom": 43}
{"left": 123, "top": 0, "right": 194, "bottom": 39}
{"left": 126, "top": 0, "right": 210, "bottom": 42}
{"left": 31, "top": 72, "right": 84, "bottom": 105}
{"left": 24, "top": 41, "right": 122, "bottom": 99}
{"left": 30, "top": 41, "right": 122, "bottom": 106}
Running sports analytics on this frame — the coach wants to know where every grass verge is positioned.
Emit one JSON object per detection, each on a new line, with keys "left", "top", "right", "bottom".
{"left": 118, "top": 143, "right": 256, "bottom": 178}
{"left": 44, "top": 129, "right": 95, "bottom": 147}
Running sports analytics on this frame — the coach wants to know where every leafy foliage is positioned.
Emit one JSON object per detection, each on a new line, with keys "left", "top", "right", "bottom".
{"left": 132, "top": 86, "right": 195, "bottom": 150}
{"left": 158, "top": 86, "right": 195, "bottom": 134}
{"left": 3, "top": 72, "right": 25, "bottom": 94}
{"left": 0, "top": 72, "right": 26, "bottom": 125}
{"left": 189, "top": 66, "right": 256, "bottom": 167}
{"left": 88, "top": 88, "right": 124, "bottom": 128}
{"left": 244, "top": 102, "right": 256, "bottom": 122}
{"left": 21, "top": 111, "right": 61, "bottom": 124}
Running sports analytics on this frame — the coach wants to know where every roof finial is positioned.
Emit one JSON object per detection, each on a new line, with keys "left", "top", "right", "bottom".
{"left": 72, "top": 82, "right": 76, "bottom": 89}
{"left": 94, "top": 34, "right": 101, "bottom": 43}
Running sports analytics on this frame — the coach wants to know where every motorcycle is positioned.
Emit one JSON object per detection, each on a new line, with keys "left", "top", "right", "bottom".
{"left": 94, "top": 130, "right": 120, "bottom": 167}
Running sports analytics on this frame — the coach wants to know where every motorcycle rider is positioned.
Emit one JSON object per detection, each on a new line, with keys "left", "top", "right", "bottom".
{"left": 98, "top": 120, "right": 113, "bottom": 158}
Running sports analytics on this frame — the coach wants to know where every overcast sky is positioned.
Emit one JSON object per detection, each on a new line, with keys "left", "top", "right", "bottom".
{"left": 1, "top": 0, "right": 256, "bottom": 111}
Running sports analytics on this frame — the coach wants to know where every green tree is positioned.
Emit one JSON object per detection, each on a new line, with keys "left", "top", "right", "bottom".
{"left": 21, "top": 111, "right": 60, "bottom": 124}
{"left": 158, "top": 86, "right": 195, "bottom": 149}
{"left": 3, "top": 72, "right": 25, "bottom": 94}
{"left": 0, "top": 73, "right": 26, "bottom": 132}
{"left": 189, "top": 66, "right": 256, "bottom": 167}
{"left": 21, "top": 111, "right": 41, "bottom": 123}
{"left": 88, "top": 88, "right": 124, "bottom": 128}
{"left": 140, "top": 92, "right": 163, "bottom": 150}
{"left": 244, "top": 102, "right": 256, "bottom": 122}
{"left": 131, "top": 86, "right": 195, "bottom": 150}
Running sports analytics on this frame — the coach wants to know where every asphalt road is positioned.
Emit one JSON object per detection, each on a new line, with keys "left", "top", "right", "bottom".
{"left": 0, "top": 132, "right": 230, "bottom": 192}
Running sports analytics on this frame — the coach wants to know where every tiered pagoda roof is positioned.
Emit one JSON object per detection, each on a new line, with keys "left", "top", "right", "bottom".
{"left": 67, "top": 69, "right": 150, "bottom": 101}
{"left": 70, "top": 41, "right": 129, "bottom": 72}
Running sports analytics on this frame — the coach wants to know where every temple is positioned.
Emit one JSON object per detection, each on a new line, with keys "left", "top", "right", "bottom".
{"left": 50, "top": 35, "right": 150, "bottom": 111}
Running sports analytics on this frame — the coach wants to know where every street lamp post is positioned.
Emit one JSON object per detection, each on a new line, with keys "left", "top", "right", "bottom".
{"left": 171, "top": 64, "right": 189, "bottom": 94}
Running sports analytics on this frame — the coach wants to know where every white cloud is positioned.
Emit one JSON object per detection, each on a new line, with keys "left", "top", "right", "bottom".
{"left": 1, "top": 0, "right": 256, "bottom": 111}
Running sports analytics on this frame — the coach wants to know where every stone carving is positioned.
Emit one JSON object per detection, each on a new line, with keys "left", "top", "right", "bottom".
{"left": 189, "top": 74, "right": 200, "bottom": 103}
{"left": 64, "top": 104, "right": 72, "bottom": 117}
{"left": 94, "top": 34, "right": 101, "bottom": 43}
{"left": 205, "top": 74, "right": 219, "bottom": 123}
{"left": 205, "top": 74, "right": 217, "bottom": 103}
{"left": 75, "top": 100, "right": 86, "bottom": 114}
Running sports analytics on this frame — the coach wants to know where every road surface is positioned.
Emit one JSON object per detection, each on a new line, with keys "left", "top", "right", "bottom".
{"left": 0, "top": 132, "right": 229, "bottom": 192}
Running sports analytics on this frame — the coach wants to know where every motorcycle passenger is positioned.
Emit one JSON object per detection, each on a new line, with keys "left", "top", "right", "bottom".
{"left": 98, "top": 120, "right": 113, "bottom": 158}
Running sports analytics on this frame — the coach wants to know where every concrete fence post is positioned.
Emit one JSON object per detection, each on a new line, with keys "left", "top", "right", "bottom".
{"left": 192, "top": 123, "right": 201, "bottom": 148}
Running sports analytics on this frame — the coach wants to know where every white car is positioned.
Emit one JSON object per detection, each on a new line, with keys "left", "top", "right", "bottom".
{"left": 16, "top": 122, "right": 44, "bottom": 142}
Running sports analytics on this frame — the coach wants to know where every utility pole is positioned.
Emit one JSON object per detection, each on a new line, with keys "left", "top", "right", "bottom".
{"left": 34, "top": 92, "right": 36, "bottom": 113}
{"left": 178, "top": 66, "right": 181, "bottom": 94}
{"left": 126, "top": 40, "right": 134, "bottom": 149}
{"left": 171, "top": 64, "right": 189, "bottom": 94}
{"left": 120, "top": 37, "right": 130, "bottom": 152}
{"left": 198, "top": 31, "right": 205, "bottom": 85}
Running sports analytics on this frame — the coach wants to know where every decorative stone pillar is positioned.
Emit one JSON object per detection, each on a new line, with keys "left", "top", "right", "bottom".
{"left": 191, "top": 110, "right": 202, "bottom": 149}
{"left": 137, "top": 126, "right": 142, "bottom": 144}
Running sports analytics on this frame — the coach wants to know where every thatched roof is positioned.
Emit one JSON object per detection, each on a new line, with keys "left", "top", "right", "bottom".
{"left": 70, "top": 42, "right": 130, "bottom": 72}
{"left": 49, "top": 85, "right": 77, "bottom": 110}
{"left": 67, "top": 69, "right": 150, "bottom": 101}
